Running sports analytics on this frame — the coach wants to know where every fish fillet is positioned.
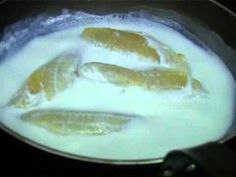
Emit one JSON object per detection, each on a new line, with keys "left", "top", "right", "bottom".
{"left": 80, "top": 62, "right": 190, "bottom": 90}
{"left": 82, "top": 27, "right": 160, "bottom": 62}
{"left": 9, "top": 51, "right": 80, "bottom": 108}
{"left": 21, "top": 109, "right": 137, "bottom": 135}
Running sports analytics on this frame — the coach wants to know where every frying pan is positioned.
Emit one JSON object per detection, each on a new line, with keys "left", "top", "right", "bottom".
{"left": 0, "top": 0, "right": 236, "bottom": 176}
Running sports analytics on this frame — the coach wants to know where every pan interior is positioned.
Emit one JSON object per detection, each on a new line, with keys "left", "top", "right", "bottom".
{"left": 0, "top": 10, "right": 235, "bottom": 163}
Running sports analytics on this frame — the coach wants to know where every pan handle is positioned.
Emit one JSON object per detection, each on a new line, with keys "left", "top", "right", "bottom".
{"left": 159, "top": 141, "right": 236, "bottom": 177}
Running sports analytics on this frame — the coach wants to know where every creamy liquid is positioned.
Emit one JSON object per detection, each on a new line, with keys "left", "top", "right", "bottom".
{"left": 0, "top": 14, "right": 235, "bottom": 160}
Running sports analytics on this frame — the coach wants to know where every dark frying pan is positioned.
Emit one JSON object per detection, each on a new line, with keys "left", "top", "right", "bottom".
{"left": 0, "top": 0, "right": 236, "bottom": 176}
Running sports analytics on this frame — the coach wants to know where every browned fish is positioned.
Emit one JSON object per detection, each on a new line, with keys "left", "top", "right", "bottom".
{"left": 80, "top": 62, "right": 189, "bottom": 90}
{"left": 9, "top": 51, "right": 80, "bottom": 108}
{"left": 82, "top": 27, "right": 160, "bottom": 62}
{"left": 21, "top": 109, "right": 138, "bottom": 135}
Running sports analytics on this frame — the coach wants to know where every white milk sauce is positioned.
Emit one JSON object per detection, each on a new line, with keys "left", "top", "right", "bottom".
{"left": 0, "top": 13, "right": 235, "bottom": 160}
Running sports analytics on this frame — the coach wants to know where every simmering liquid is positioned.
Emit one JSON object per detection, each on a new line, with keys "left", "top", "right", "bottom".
{"left": 0, "top": 12, "right": 235, "bottom": 160}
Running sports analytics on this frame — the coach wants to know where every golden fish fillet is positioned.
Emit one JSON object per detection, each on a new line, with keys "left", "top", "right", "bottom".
{"left": 152, "top": 41, "right": 206, "bottom": 92}
{"left": 80, "top": 62, "right": 189, "bottom": 90}
{"left": 164, "top": 52, "right": 189, "bottom": 72}
{"left": 146, "top": 36, "right": 189, "bottom": 72}
{"left": 21, "top": 109, "right": 136, "bottom": 135}
{"left": 9, "top": 51, "right": 80, "bottom": 108}
{"left": 82, "top": 27, "right": 160, "bottom": 62}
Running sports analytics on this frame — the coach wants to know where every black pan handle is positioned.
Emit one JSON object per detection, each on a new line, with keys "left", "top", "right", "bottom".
{"left": 159, "top": 141, "right": 236, "bottom": 177}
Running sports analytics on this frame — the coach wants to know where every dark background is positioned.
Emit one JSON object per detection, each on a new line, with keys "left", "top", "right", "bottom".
{"left": 1, "top": 0, "right": 236, "bottom": 176}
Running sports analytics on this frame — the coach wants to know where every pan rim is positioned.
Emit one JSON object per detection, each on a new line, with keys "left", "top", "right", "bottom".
{"left": 0, "top": 0, "right": 235, "bottom": 165}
